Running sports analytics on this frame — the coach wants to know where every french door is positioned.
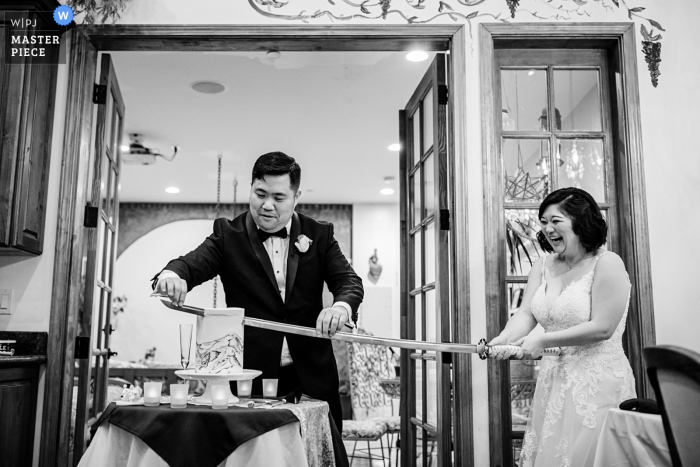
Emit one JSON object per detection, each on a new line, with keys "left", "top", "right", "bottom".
{"left": 400, "top": 53, "right": 453, "bottom": 467}
{"left": 72, "top": 53, "right": 124, "bottom": 463}
{"left": 489, "top": 48, "right": 619, "bottom": 467}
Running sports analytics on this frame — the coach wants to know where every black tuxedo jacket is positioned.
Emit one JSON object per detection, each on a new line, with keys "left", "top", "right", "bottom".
{"left": 161, "top": 211, "right": 364, "bottom": 397}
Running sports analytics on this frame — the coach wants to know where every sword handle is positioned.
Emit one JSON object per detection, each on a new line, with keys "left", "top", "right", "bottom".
{"left": 477, "top": 338, "right": 561, "bottom": 360}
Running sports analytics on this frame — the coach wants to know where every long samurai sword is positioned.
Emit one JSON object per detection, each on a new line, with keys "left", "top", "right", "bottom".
{"left": 159, "top": 300, "right": 560, "bottom": 360}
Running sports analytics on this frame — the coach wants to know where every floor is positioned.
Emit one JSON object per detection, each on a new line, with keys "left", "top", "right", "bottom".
{"left": 343, "top": 438, "right": 400, "bottom": 467}
{"left": 342, "top": 437, "right": 438, "bottom": 466}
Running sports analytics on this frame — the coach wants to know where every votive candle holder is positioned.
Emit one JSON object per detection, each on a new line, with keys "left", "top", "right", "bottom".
{"left": 170, "top": 384, "right": 188, "bottom": 409}
{"left": 144, "top": 382, "right": 162, "bottom": 407}
{"left": 262, "top": 378, "right": 278, "bottom": 399}
{"left": 211, "top": 384, "right": 229, "bottom": 410}
{"left": 237, "top": 379, "right": 252, "bottom": 398}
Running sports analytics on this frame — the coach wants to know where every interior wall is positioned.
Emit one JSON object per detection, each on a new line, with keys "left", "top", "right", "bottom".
{"left": 111, "top": 219, "right": 213, "bottom": 364}
{"left": 0, "top": 62, "right": 68, "bottom": 332}
{"left": 351, "top": 203, "right": 401, "bottom": 339}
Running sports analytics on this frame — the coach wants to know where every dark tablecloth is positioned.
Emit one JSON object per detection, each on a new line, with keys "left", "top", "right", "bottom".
{"left": 91, "top": 403, "right": 299, "bottom": 467}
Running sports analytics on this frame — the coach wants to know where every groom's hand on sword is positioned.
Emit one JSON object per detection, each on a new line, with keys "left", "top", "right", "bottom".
{"left": 316, "top": 305, "right": 350, "bottom": 338}
{"left": 151, "top": 274, "right": 188, "bottom": 307}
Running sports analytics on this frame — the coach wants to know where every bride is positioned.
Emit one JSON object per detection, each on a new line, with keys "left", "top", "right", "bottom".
{"left": 489, "top": 187, "right": 636, "bottom": 467}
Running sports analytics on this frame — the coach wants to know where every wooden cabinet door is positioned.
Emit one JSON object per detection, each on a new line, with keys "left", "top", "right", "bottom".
{"left": 0, "top": 366, "right": 40, "bottom": 467}
{"left": 0, "top": 9, "right": 59, "bottom": 255}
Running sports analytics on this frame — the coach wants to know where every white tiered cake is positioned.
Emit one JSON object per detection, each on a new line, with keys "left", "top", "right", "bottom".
{"left": 195, "top": 307, "right": 245, "bottom": 374}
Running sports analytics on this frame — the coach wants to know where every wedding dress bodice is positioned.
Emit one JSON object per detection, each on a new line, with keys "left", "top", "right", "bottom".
{"left": 530, "top": 254, "right": 630, "bottom": 366}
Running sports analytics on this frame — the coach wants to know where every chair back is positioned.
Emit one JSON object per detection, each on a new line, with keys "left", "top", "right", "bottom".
{"left": 643, "top": 345, "right": 700, "bottom": 467}
{"left": 348, "top": 328, "right": 394, "bottom": 411}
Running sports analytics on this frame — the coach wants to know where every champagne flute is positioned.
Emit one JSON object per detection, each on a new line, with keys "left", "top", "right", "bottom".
{"left": 179, "top": 324, "right": 193, "bottom": 370}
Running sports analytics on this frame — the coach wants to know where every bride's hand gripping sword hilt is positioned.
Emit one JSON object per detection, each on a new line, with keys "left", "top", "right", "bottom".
{"left": 476, "top": 338, "right": 562, "bottom": 360}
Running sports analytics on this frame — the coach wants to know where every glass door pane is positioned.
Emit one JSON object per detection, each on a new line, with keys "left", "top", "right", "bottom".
{"left": 553, "top": 69, "right": 602, "bottom": 131}
{"left": 556, "top": 138, "right": 606, "bottom": 201}
{"left": 500, "top": 69, "right": 547, "bottom": 132}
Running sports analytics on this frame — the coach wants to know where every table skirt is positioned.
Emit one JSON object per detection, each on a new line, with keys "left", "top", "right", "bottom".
{"left": 79, "top": 422, "right": 309, "bottom": 467}
{"left": 592, "top": 408, "right": 672, "bottom": 467}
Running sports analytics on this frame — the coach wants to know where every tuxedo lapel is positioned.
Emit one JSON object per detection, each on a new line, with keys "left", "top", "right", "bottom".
{"left": 245, "top": 213, "right": 280, "bottom": 295}
{"left": 285, "top": 212, "right": 300, "bottom": 303}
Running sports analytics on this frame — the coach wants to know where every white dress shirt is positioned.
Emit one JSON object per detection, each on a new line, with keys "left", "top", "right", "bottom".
{"left": 159, "top": 218, "right": 352, "bottom": 367}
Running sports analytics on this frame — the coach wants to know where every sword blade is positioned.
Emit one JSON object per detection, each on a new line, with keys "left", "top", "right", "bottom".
{"left": 242, "top": 316, "right": 480, "bottom": 354}
{"left": 157, "top": 299, "right": 560, "bottom": 358}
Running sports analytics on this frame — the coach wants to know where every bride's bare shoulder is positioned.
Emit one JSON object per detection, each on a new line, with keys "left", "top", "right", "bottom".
{"left": 596, "top": 250, "right": 628, "bottom": 276}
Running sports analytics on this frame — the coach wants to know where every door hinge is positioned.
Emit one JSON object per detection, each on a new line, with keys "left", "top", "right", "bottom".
{"left": 84, "top": 205, "right": 98, "bottom": 228}
{"left": 440, "top": 209, "right": 450, "bottom": 230}
{"left": 438, "top": 84, "right": 448, "bottom": 105}
{"left": 93, "top": 84, "right": 107, "bottom": 104}
{"left": 441, "top": 352, "right": 453, "bottom": 364}
{"left": 75, "top": 336, "right": 90, "bottom": 359}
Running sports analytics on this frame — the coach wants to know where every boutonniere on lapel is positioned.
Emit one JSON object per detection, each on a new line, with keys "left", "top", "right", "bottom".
{"left": 294, "top": 234, "right": 313, "bottom": 255}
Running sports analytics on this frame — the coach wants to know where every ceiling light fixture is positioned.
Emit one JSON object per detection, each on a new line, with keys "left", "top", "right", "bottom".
{"left": 122, "top": 133, "right": 178, "bottom": 165}
{"left": 388, "top": 143, "right": 401, "bottom": 151}
{"left": 191, "top": 81, "right": 226, "bottom": 94}
{"left": 380, "top": 188, "right": 395, "bottom": 195}
{"left": 406, "top": 51, "right": 429, "bottom": 62}
{"left": 120, "top": 144, "right": 130, "bottom": 152}
{"left": 165, "top": 187, "right": 180, "bottom": 194}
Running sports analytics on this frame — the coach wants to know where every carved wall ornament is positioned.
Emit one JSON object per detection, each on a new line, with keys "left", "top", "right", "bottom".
{"left": 67, "top": 0, "right": 664, "bottom": 87}
{"left": 246, "top": 0, "right": 665, "bottom": 87}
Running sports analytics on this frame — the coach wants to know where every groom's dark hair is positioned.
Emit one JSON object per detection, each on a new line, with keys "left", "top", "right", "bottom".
{"left": 252, "top": 151, "right": 301, "bottom": 192}
{"left": 536, "top": 187, "right": 607, "bottom": 253}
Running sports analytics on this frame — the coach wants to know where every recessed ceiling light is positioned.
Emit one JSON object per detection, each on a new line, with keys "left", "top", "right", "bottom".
{"left": 120, "top": 145, "right": 130, "bottom": 152}
{"left": 388, "top": 143, "right": 401, "bottom": 152}
{"left": 191, "top": 81, "right": 226, "bottom": 94}
{"left": 406, "top": 51, "right": 429, "bottom": 62}
{"left": 380, "top": 188, "right": 395, "bottom": 195}
{"left": 267, "top": 50, "right": 281, "bottom": 59}
{"left": 528, "top": 70, "right": 535, "bottom": 76}
{"left": 165, "top": 187, "right": 180, "bottom": 194}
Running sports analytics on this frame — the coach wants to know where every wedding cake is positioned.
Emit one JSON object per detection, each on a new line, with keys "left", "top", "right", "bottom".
{"left": 195, "top": 307, "right": 245, "bottom": 374}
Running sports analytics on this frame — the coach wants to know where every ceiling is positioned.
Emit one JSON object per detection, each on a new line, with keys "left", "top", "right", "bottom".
{"left": 111, "top": 50, "right": 436, "bottom": 205}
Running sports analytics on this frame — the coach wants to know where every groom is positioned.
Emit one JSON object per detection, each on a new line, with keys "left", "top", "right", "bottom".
{"left": 152, "top": 151, "right": 364, "bottom": 433}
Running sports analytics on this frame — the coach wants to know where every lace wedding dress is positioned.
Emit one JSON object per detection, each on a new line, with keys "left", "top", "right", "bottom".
{"left": 520, "top": 252, "right": 636, "bottom": 467}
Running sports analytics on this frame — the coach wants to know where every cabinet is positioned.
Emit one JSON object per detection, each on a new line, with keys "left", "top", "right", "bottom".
{"left": 0, "top": 364, "right": 40, "bottom": 467}
{"left": 0, "top": 0, "right": 60, "bottom": 255}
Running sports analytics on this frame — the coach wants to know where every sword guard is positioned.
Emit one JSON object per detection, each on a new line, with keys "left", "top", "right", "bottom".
{"left": 477, "top": 338, "right": 489, "bottom": 360}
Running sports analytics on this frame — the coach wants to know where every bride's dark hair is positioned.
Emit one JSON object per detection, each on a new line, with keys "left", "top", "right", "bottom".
{"left": 536, "top": 187, "right": 607, "bottom": 253}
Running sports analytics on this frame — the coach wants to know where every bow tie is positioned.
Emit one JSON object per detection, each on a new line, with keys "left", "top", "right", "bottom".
{"left": 258, "top": 227, "right": 288, "bottom": 242}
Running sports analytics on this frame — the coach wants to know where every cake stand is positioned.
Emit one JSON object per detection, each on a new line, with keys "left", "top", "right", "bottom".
{"left": 175, "top": 369, "right": 262, "bottom": 406}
